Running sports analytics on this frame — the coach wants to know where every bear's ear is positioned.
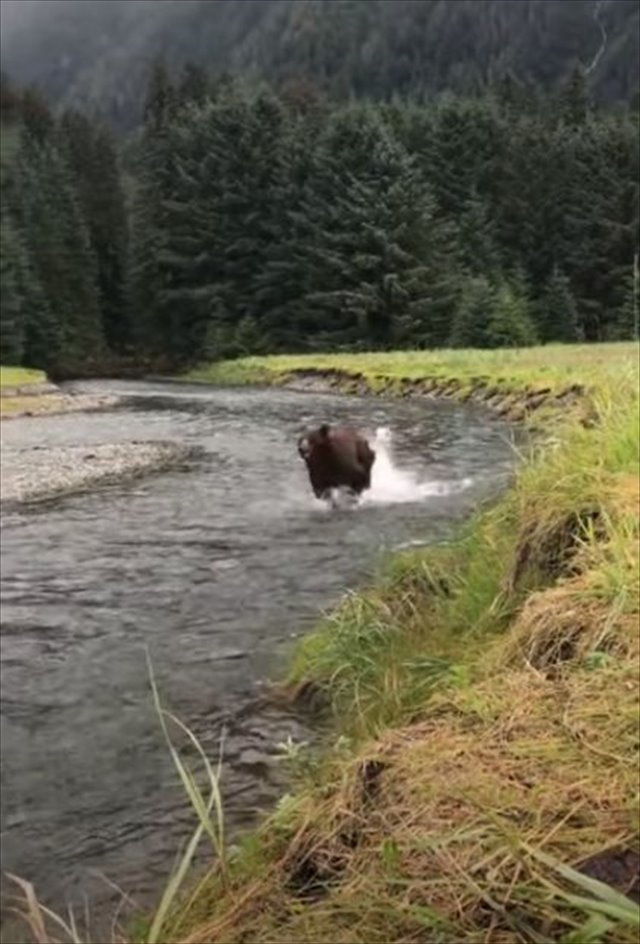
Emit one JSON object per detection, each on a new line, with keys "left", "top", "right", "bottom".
{"left": 318, "top": 424, "right": 330, "bottom": 439}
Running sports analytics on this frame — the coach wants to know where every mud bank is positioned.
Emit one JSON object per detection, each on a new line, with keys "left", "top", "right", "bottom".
{"left": 154, "top": 347, "right": 639, "bottom": 944}
{"left": 274, "top": 367, "right": 586, "bottom": 422}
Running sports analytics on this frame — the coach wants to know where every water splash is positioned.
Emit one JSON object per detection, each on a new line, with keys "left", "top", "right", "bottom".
{"left": 318, "top": 427, "right": 474, "bottom": 510}
{"left": 360, "top": 426, "right": 473, "bottom": 506}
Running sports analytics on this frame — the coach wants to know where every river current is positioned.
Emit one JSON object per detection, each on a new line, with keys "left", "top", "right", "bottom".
{"left": 0, "top": 380, "right": 517, "bottom": 937}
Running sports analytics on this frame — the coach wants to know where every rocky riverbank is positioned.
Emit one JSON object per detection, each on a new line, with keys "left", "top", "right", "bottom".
{"left": 0, "top": 440, "right": 194, "bottom": 505}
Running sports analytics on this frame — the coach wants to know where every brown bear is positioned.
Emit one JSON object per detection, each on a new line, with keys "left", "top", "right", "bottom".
{"left": 297, "top": 423, "right": 376, "bottom": 501}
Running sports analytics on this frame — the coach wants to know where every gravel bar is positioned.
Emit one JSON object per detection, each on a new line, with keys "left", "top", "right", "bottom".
{"left": 0, "top": 441, "right": 194, "bottom": 505}
{"left": 0, "top": 392, "right": 122, "bottom": 420}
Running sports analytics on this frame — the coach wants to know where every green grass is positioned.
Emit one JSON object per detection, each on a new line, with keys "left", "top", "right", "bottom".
{"left": 183, "top": 342, "right": 638, "bottom": 396}
{"left": 0, "top": 365, "right": 47, "bottom": 388}
{"left": 7, "top": 344, "right": 639, "bottom": 944}
{"left": 0, "top": 366, "right": 53, "bottom": 417}
{"left": 159, "top": 343, "right": 639, "bottom": 944}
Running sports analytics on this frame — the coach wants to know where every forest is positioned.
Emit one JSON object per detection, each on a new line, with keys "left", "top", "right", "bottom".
{"left": 2, "top": 0, "right": 639, "bottom": 128}
{"left": 0, "top": 2, "right": 639, "bottom": 376}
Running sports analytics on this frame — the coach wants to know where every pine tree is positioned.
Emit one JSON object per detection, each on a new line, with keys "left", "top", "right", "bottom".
{"left": 283, "top": 104, "right": 460, "bottom": 350}
{"left": 612, "top": 254, "right": 639, "bottom": 340}
{"left": 176, "top": 62, "right": 209, "bottom": 109}
{"left": 560, "top": 65, "right": 590, "bottom": 127}
{"left": 129, "top": 60, "right": 180, "bottom": 362}
{"left": 58, "top": 110, "right": 130, "bottom": 352}
{"left": 19, "top": 86, "right": 54, "bottom": 144}
{"left": 143, "top": 57, "right": 176, "bottom": 132}
{"left": 487, "top": 278, "right": 538, "bottom": 348}
{"left": 12, "top": 135, "right": 103, "bottom": 374}
{"left": 425, "top": 97, "right": 507, "bottom": 217}
{"left": 449, "top": 275, "right": 496, "bottom": 348}
{"left": 0, "top": 205, "right": 26, "bottom": 363}
{"left": 455, "top": 191, "right": 503, "bottom": 278}
{"left": 535, "top": 265, "right": 581, "bottom": 342}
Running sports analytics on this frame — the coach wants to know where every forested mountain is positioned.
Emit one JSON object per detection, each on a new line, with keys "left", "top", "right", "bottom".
{"left": 1, "top": 55, "right": 638, "bottom": 375}
{"left": 1, "top": 0, "right": 638, "bottom": 129}
{"left": 0, "top": 0, "right": 638, "bottom": 374}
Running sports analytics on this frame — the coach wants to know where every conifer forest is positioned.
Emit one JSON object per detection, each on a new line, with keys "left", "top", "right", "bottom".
{"left": 1, "top": 0, "right": 638, "bottom": 376}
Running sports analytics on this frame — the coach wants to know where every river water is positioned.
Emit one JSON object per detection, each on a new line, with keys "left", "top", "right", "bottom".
{"left": 0, "top": 380, "right": 517, "bottom": 938}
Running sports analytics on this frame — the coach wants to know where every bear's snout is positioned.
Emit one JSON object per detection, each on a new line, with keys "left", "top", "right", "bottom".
{"left": 298, "top": 436, "right": 311, "bottom": 459}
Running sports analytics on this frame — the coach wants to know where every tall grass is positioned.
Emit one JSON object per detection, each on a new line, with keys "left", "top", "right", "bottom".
{"left": 5, "top": 343, "right": 639, "bottom": 944}
{"left": 182, "top": 342, "right": 639, "bottom": 394}
{"left": 145, "top": 653, "right": 227, "bottom": 944}
{"left": 165, "top": 345, "right": 639, "bottom": 944}
{"left": 3, "top": 659, "right": 228, "bottom": 944}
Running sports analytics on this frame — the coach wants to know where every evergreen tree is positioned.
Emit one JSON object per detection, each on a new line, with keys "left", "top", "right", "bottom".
{"left": 58, "top": 110, "right": 130, "bottom": 352}
{"left": 449, "top": 275, "right": 496, "bottom": 348}
{"left": 0, "top": 204, "right": 26, "bottom": 363}
{"left": 535, "top": 265, "right": 581, "bottom": 342}
{"left": 486, "top": 278, "right": 538, "bottom": 347}
{"left": 19, "top": 86, "right": 54, "bottom": 144}
{"left": 612, "top": 254, "right": 640, "bottom": 340}
{"left": 176, "top": 62, "right": 209, "bottom": 109}
{"left": 287, "top": 105, "right": 459, "bottom": 349}
{"left": 560, "top": 65, "right": 590, "bottom": 127}
{"left": 11, "top": 135, "right": 103, "bottom": 373}
{"left": 129, "top": 60, "right": 179, "bottom": 361}
{"left": 143, "top": 57, "right": 176, "bottom": 132}
{"left": 455, "top": 191, "right": 503, "bottom": 278}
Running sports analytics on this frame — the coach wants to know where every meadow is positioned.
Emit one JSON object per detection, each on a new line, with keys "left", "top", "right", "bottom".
{"left": 154, "top": 342, "right": 639, "bottom": 944}
{"left": 9, "top": 343, "right": 640, "bottom": 943}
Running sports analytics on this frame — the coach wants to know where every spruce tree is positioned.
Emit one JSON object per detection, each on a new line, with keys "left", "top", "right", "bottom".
{"left": 456, "top": 191, "right": 503, "bottom": 279}
{"left": 487, "top": 278, "right": 538, "bottom": 348}
{"left": 0, "top": 205, "right": 26, "bottom": 363}
{"left": 12, "top": 136, "right": 103, "bottom": 374}
{"left": 536, "top": 265, "right": 581, "bottom": 342}
{"left": 560, "top": 65, "right": 590, "bottom": 128}
{"left": 287, "top": 104, "right": 459, "bottom": 349}
{"left": 449, "top": 275, "right": 496, "bottom": 348}
{"left": 129, "top": 59, "right": 179, "bottom": 361}
{"left": 58, "top": 110, "right": 130, "bottom": 353}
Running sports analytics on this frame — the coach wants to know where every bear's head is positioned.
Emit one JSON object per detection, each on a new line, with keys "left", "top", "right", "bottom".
{"left": 297, "top": 423, "right": 330, "bottom": 461}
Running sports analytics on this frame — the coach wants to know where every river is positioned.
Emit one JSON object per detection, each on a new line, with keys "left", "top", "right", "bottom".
{"left": 0, "top": 380, "right": 517, "bottom": 939}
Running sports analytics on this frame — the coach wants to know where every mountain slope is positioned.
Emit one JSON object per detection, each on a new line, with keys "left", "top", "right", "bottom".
{"left": 1, "top": 0, "right": 638, "bottom": 128}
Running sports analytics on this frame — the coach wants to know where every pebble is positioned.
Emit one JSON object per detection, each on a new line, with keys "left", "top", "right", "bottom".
{"left": 0, "top": 440, "right": 193, "bottom": 505}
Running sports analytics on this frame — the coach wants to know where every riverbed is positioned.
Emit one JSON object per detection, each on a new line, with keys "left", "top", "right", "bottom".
{"left": 0, "top": 380, "right": 517, "bottom": 938}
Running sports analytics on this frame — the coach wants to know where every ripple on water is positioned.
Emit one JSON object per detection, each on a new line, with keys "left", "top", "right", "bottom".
{"left": 0, "top": 381, "right": 518, "bottom": 935}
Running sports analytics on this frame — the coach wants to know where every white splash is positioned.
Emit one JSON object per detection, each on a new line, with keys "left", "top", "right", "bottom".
{"left": 358, "top": 426, "right": 473, "bottom": 506}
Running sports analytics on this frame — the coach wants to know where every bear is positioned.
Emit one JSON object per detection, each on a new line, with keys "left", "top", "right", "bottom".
{"left": 297, "top": 423, "right": 376, "bottom": 502}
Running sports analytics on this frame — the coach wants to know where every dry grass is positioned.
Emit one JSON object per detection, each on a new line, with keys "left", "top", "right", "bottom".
{"left": 161, "top": 347, "right": 639, "bottom": 944}
{"left": 5, "top": 345, "right": 639, "bottom": 944}
{"left": 498, "top": 579, "right": 638, "bottom": 673}
{"left": 173, "top": 657, "right": 639, "bottom": 944}
{"left": 0, "top": 394, "right": 65, "bottom": 417}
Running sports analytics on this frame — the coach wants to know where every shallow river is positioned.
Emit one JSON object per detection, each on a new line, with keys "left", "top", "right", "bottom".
{"left": 0, "top": 380, "right": 517, "bottom": 938}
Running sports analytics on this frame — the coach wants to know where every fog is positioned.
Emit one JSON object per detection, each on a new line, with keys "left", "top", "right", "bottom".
{"left": 0, "top": 0, "right": 184, "bottom": 48}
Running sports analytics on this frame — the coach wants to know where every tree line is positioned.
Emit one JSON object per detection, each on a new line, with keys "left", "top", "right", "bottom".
{"left": 1, "top": 64, "right": 638, "bottom": 375}
{"left": 2, "top": 0, "right": 638, "bottom": 130}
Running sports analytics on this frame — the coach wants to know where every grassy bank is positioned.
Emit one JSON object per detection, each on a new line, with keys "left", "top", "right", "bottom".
{"left": 0, "top": 366, "right": 47, "bottom": 388}
{"left": 0, "top": 366, "right": 55, "bottom": 418}
{"left": 182, "top": 343, "right": 635, "bottom": 418}
{"left": 0, "top": 365, "right": 120, "bottom": 419}
{"left": 8, "top": 345, "right": 638, "bottom": 943}
{"left": 150, "top": 343, "right": 639, "bottom": 944}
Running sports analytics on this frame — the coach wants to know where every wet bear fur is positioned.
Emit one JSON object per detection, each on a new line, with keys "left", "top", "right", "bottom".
{"left": 298, "top": 424, "right": 376, "bottom": 500}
